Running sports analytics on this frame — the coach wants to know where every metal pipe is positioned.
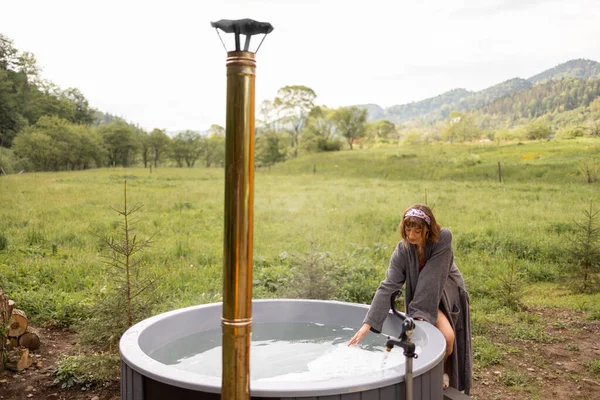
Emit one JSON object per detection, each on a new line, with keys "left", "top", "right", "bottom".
{"left": 405, "top": 349, "right": 413, "bottom": 400}
{"left": 386, "top": 291, "right": 417, "bottom": 400}
{"left": 221, "top": 50, "right": 256, "bottom": 400}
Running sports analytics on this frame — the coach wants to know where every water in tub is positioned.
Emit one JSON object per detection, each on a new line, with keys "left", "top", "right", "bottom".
{"left": 149, "top": 322, "right": 418, "bottom": 381}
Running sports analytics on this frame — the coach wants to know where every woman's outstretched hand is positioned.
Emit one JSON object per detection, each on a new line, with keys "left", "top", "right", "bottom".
{"left": 348, "top": 323, "right": 371, "bottom": 346}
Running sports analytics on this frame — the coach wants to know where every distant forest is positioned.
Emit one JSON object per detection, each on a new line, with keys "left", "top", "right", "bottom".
{"left": 362, "top": 59, "right": 600, "bottom": 125}
{"left": 1, "top": 33, "right": 599, "bottom": 174}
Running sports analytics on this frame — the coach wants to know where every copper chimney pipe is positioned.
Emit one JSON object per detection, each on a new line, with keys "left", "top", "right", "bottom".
{"left": 211, "top": 19, "right": 273, "bottom": 400}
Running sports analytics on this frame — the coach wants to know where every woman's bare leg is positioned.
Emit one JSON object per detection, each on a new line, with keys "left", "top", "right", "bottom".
{"left": 435, "top": 309, "right": 455, "bottom": 389}
{"left": 435, "top": 309, "right": 455, "bottom": 359}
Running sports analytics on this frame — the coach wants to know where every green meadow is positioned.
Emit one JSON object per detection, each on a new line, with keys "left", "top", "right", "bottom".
{"left": 1, "top": 138, "right": 599, "bottom": 350}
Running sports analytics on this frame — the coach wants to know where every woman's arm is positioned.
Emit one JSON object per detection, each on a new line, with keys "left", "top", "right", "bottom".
{"left": 362, "top": 243, "right": 407, "bottom": 333}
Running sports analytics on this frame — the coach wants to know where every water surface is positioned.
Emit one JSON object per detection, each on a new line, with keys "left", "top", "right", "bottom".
{"left": 150, "top": 322, "right": 417, "bottom": 381}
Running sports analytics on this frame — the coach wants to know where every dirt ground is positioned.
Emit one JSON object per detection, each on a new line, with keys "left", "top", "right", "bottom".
{"left": 1, "top": 308, "right": 599, "bottom": 400}
{"left": 0, "top": 328, "right": 119, "bottom": 400}
{"left": 470, "top": 308, "right": 600, "bottom": 400}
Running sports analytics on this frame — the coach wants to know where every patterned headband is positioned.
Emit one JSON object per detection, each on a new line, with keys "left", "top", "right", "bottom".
{"left": 404, "top": 209, "right": 431, "bottom": 226}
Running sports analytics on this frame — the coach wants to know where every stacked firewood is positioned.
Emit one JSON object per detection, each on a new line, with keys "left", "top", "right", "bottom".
{"left": 1, "top": 287, "right": 41, "bottom": 372}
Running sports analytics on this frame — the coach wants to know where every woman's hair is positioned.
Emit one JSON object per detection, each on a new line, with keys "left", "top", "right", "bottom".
{"left": 399, "top": 204, "right": 441, "bottom": 247}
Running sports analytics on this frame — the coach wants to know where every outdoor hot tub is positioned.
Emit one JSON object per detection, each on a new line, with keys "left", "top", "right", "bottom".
{"left": 120, "top": 299, "right": 446, "bottom": 399}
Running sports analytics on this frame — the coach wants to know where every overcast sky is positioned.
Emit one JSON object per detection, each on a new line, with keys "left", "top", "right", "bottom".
{"left": 2, "top": 0, "right": 599, "bottom": 132}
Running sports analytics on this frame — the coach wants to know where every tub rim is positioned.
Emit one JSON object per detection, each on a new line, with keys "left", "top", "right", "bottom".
{"left": 119, "top": 299, "right": 446, "bottom": 397}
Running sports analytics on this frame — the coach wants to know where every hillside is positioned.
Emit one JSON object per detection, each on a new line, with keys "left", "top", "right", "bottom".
{"left": 360, "top": 59, "right": 600, "bottom": 124}
{"left": 482, "top": 76, "right": 600, "bottom": 119}
{"left": 528, "top": 58, "right": 600, "bottom": 84}
{"left": 267, "top": 138, "right": 600, "bottom": 185}
{"left": 383, "top": 88, "right": 472, "bottom": 123}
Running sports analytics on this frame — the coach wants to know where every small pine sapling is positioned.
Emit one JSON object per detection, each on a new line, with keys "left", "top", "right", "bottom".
{"left": 566, "top": 201, "right": 600, "bottom": 293}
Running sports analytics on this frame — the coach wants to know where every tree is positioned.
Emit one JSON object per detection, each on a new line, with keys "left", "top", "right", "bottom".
{"left": 170, "top": 135, "right": 187, "bottom": 168}
{"left": 258, "top": 100, "right": 280, "bottom": 132}
{"left": 0, "top": 36, "right": 30, "bottom": 148}
{"left": 148, "top": 129, "right": 170, "bottom": 167}
{"left": 524, "top": 120, "right": 553, "bottom": 140}
{"left": 72, "top": 124, "right": 105, "bottom": 169}
{"left": 83, "top": 181, "right": 159, "bottom": 350}
{"left": 256, "top": 130, "right": 287, "bottom": 167}
{"left": 204, "top": 125, "right": 225, "bottom": 167}
{"left": 274, "top": 85, "right": 316, "bottom": 158}
{"left": 566, "top": 201, "right": 600, "bottom": 293}
{"left": 13, "top": 116, "right": 104, "bottom": 171}
{"left": 366, "top": 120, "right": 396, "bottom": 141}
{"left": 333, "top": 106, "right": 367, "bottom": 150}
{"left": 589, "top": 96, "right": 600, "bottom": 113}
{"left": 99, "top": 121, "right": 140, "bottom": 167}
{"left": 588, "top": 120, "right": 600, "bottom": 137}
{"left": 13, "top": 130, "right": 58, "bottom": 171}
{"left": 0, "top": 67, "right": 28, "bottom": 147}
{"left": 15, "top": 52, "right": 40, "bottom": 83}
{"left": 62, "top": 88, "right": 95, "bottom": 125}
{"left": 301, "top": 106, "right": 340, "bottom": 152}
{"left": 0, "top": 34, "right": 18, "bottom": 70}
{"left": 441, "top": 112, "right": 481, "bottom": 143}
{"left": 1, "top": 33, "right": 96, "bottom": 149}
{"left": 170, "top": 131, "right": 202, "bottom": 167}
{"left": 138, "top": 130, "right": 151, "bottom": 168}
{"left": 208, "top": 124, "right": 224, "bottom": 136}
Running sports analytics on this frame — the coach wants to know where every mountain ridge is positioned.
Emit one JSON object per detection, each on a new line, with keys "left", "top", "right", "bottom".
{"left": 359, "top": 58, "right": 600, "bottom": 123}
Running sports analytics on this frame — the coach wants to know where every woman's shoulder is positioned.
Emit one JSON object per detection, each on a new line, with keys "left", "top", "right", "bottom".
{"left": 432, "top": 228, "right": 453, "bottom": 250}
{"left": 394, "top": 240, "right": 409, "bottom": 252}
{"left": 392, "top": 240, "right": 411, "bottom": 257}
{"left": 438, "top": 228, "right": 453, "bottom": 243}
{"left": 390, "top": 241, "right": 410, "bottom": 267}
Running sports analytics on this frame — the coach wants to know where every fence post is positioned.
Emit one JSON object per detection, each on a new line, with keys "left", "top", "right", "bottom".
{"left": 498, "top": 161, "right": 503, "bottom": 183}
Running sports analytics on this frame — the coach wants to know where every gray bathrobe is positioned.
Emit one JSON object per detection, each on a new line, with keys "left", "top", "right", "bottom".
{"left": 363, "top": 228, "right": 472, "bottom": 395}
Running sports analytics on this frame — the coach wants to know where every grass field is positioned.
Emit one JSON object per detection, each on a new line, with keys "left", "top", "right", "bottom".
{"left": 1, "top": 139, "right": 600, "bottom": 393}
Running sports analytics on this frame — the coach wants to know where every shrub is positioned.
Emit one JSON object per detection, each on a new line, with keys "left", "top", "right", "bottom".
{"left": 285, "top": 245, "right": 339, "bottom": 300}
{"left": 556, "top": 126, "right": 586, "bottom": 139}
{"left": 565, "top": 201, "right": 600, "bottom": 293}
{"left": 0, "top": 147, "right": 28, "bottom": 174}
{"left": 586, "top": 307, "right": 600, "bottom": 321}
{"left": 78, "top": 181, "right": 160, "bottom": 351}
{"left": 497, "top": 369, "right": 530, "bottom": 387}
{"left": 472, "top": 336, "right": 504, "bottom": 367}
{"left": 512, "top": 325, "right": 554, "bottom": 343}
{"left": 318, "top": 138, "right": 342, "bottom": 152}
{"left": 579, "top": 159, "right": 599, "bottom": 184}
{"left": 524, "top": 120, "right": 553, "bottom": 140}
{"left": 54, "top": 353, "right": 120, "bottom": 389}
{"left": 336, "top": 261, "right": 382, "bottom": 304}
{"left": 492, "top": 257, "right": 525, "bottom": 311}
{"left": 253, "top": 256, "right": 292, "bottom": 298}
{"left": 0, "top": 234, "right": 8, "bottom": 251}
{"left": 494, "top": 128, "right": 526, "bottom": 141}
{"left": 586, "top": 357, "right": 600, "bottom": 376}
{"left": 402, "top": 131, "right": 423, "bottom": 145}
{"left": 522, "top": 261, "right": 558, "bottom": 283}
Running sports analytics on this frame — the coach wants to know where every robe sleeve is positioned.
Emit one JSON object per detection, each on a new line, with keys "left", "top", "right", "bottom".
{"left": 363, "top": 242, "right": 406, "bottom": 333}
{"left": 407, "top": 229, "right": 454, "bottom": 325}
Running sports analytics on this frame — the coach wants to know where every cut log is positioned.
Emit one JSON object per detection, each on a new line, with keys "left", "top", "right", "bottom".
{"left": 0, "top": 288, "right": 11, "bottom": 325}
{"left": 1, "top": 287, "right": 10, "bottom": 371}
{"left": 18, "top": 329, "right": 41, "bottom": 351}
{"left": 8, "top": 309, "right": 28, "bottom": 337}
{"left": 5, "top": 348, "right": 33, "bottom": 371}
{"left": 8, "top": 337, "right": 19, "bottom": 349}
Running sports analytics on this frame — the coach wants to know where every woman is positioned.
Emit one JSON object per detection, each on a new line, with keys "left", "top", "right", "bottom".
{"left": 348, "top": 204, "right": 472, "bottom": 394}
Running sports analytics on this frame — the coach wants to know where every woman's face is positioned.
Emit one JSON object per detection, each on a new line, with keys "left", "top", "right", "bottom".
{"left": 405, "top": 225, "right": 428, "bottom": 246}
